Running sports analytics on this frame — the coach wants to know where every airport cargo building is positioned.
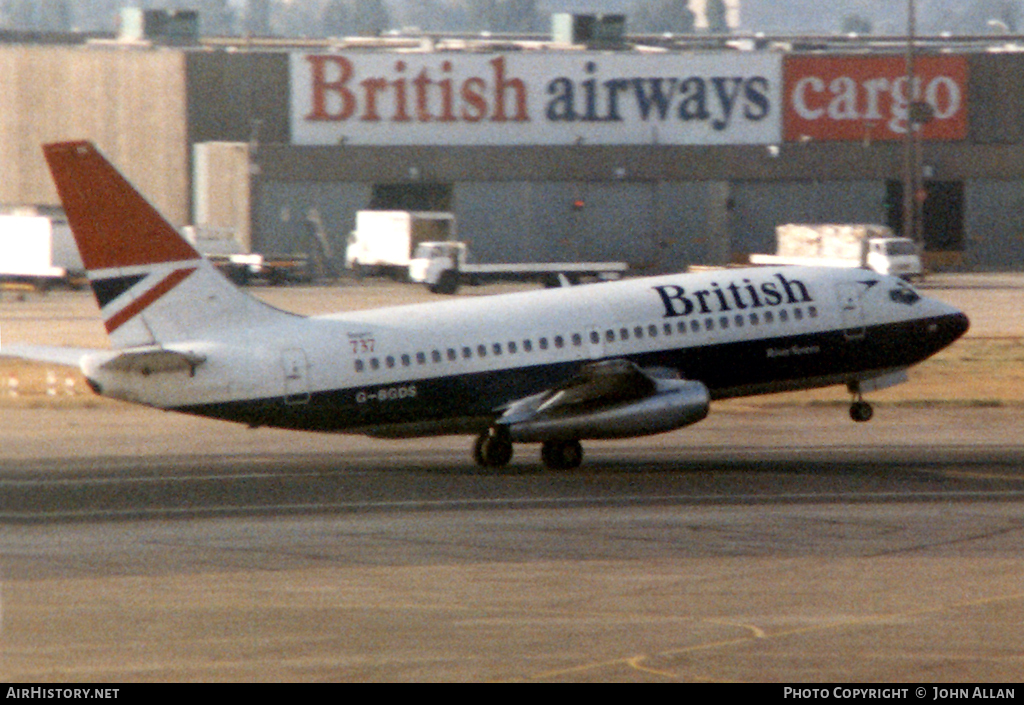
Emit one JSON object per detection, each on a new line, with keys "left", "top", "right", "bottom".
{"left": 3, "top": 25, "right": 1024, "bottom": 272}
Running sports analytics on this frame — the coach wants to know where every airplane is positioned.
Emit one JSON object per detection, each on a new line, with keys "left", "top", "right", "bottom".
{"left": 0, "top": 141, "right": 969, "bottom": 470}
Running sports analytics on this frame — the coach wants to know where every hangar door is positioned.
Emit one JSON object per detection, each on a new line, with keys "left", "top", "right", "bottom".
{"left": 454, "top": 182, "right": 657, "bottom": 266}
{"left": 885, "top": 180, "right": 965, "bottom": 253}
{"left": 574, "top": 184, "right": 657, "bottom": 264}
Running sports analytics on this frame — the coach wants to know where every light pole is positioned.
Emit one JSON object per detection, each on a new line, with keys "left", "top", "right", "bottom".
{"left": 902, "top": 0, "right": 917, "bottom": 247}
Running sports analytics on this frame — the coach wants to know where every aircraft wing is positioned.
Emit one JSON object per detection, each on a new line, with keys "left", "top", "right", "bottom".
{"left": 497, "top": 359, "right": 710, "bottom": 441}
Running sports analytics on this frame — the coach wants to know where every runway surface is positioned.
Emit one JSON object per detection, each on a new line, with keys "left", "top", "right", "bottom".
{"left": 2, "top": 406, "right": 1024, "bottom": 681}
{"left": 2, "top": 276, "right": 1024, "bottom": 681}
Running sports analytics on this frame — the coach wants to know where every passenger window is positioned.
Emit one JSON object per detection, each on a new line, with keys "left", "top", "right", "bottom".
{"left": 606, "top": 330, "right": 615, "bottom": 343}
{"left": 432, "top": 350, "right": 442, "bottom": 363}
{"left": 648, "top": 324, "right": 658, "bottom": 337}
{"left": 370, "top": 358, "right": 380, "bottom": 370}
{"left": 386, "top": 355, "right": 395, "bottom": 368}
{"left": 590, "top": 331, "right": 600, "bottom": 344}
{"left": 477, "top": 344, "right": 487, "bottom": 357}
{"left": 462, "top": 346, "right": 472, "bottom": 359}
{"left": 416, "top": 352, "right": 426, "bottom": 364}
{"left": 554, "top": 335, "right": 564, "bottom": 349}
{"left": 508, "top": 341, "right": 518, "bottom": 354}
{"left": 719, "top": 316, "right": 729, "bottom": 329}
{"left": 523, "top": 339, "right": 533, "bottom": 352}
{"left": 749, "top": 312, "right": 759, "bottom": 325}
{"left": 492, "top": 343, "right": 502, "bottom": 355}
{"left": 619, "top": 328, "right": 629, "bottom": 341}
{"left": 539, "top": 337, "right": 549, "bottom": 350}
{"left": 691, "top": 320, "right": 701, "bottom": 333}
{"left": 764, "top": 311, "right": 774, "bottom": 324}
{"left": 572, "top": 333, "right": 582, "bottom": 346}
{"left": 634, "top": 326, "right": 644, "bottom": 339}
{"left": 808, "top": 306, "right": 818, "bottom": 318}
{"left": 677, "top": 321, "right": 686, "bottom": 334}
{"left": 664, "top": 323, "right": 673, "bottom": 335}
{"left": 794, "top": 308, "right": 803, "bottom": 321}
{"left": 401, "top": 354, "right": 411, "bottom": 367}
{"left": 447, "top": 348, "right": 457, "bottom": 361}
{"left": 779, "top": 310, "right": 789, "bottom": 322}
{"left": 705, "top": 318, "right": 714, "bottom": 331}
{"left": 355, "top": 359, "right": 365, "bottom": 372}
{"left": 734, "top": 314, "right": 744, "bottom": 327}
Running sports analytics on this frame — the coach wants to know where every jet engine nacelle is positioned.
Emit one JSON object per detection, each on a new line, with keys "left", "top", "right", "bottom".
{"left": 506, "top": 379, "right": 710, "bottom": 443}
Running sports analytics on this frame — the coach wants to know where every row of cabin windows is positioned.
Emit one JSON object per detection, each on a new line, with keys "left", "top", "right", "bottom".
{"left": 354, "top": 305, "right": 818, "bottom": 373}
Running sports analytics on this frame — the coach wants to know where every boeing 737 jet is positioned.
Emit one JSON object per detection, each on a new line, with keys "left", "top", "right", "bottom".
{"left": 1, "top": 142, "right": 969, "bottom": 469}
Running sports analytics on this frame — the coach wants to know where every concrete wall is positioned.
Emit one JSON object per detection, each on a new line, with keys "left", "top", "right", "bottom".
{"left": 0, "top": 45, "right": 190, "bottom": 224}
{"left": 965, "top": 180, "right": 1024, "bottom": 270}
{"left": 184, "top": 51, "right": 289, "bottom": 145}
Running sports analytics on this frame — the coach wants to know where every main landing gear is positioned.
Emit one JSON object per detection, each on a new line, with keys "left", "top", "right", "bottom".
{"left": 473, "top": 427, "right": 513, "bottom": 468}
{"left": 849, "top": 396, "right": 874, "bottom": 423}
{"left": 473, "top": 429, "right": 585, "bottom": 470}
{"left": 540, "top": 440, "right": 583, "bottom": 470}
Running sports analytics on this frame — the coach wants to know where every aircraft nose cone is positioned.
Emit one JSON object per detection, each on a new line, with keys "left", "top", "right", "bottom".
{"left": 938, "top": 310, "right": 970, "bottom": 345}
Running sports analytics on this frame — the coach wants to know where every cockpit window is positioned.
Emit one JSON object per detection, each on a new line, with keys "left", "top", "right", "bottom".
{"left": 889, "top": 281, "right": 920, "bottom": 305}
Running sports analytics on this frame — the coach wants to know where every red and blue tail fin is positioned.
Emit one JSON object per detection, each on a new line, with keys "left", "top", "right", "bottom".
{"left": 43, "top": 141, "right": 290, "bottom": 348}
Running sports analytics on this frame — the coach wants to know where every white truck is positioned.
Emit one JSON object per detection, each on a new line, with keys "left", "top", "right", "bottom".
{"left": 0, "top": 213, "right": 84, "bottom": 289}
{"left": 749, "top": 224, "right": 923, "bottom": 280}
{"left": 345, "top": 210, "right": 456, "bottom": 279}
{"left": 408, "top": 241, "right": 629, "bottom": 294}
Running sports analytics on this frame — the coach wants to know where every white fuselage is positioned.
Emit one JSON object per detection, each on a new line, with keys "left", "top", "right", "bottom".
{"left": 78, "top": 266, "right": 967, "bottom": 437}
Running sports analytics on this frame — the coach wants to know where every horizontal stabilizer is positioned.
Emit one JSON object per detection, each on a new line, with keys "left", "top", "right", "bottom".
{"left": 0, "top": 343, "right": 104, "bottom": 368}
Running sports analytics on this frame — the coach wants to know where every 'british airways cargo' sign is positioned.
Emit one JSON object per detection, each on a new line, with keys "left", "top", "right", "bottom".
{"left": 290, "top": 52, "right": 782, "bottom": 146}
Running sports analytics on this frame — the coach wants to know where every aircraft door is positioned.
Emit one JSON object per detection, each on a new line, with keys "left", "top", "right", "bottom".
{"left": 281, "top": 348, "right": 311, "bottom": 405}
{"left": 836, "top": 283, "right": 866, "bottom": 340}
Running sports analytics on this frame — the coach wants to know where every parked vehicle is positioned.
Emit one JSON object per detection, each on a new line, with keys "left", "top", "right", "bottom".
{"left": 345, "top": 211, "right": 456, "bottom": 279}
{"left": 749, "top": 224, "right": 922, "bottom": 280}
{"left": 182, "top": 226, "right": 311, "bottom": 285}
{"left": 409, "top": 241, "right": 628, "bottom": 294}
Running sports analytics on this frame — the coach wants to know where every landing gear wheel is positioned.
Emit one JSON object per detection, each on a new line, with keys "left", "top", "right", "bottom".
{"left": 473, "top": 428, "right": 513, "bottom": 468}
{"left": 850, "top": 400, "right": 874, "bottom": 423}
{"left": 540, "top": 440, "right": 584, "bottom": 470}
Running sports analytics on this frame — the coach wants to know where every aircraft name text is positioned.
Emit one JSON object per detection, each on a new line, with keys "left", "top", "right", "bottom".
{"left": 653, "top": 273, "right": 814, "bottom": 318}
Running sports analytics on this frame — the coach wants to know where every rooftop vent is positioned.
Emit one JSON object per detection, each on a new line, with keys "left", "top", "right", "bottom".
{"left": 119, "top": 8, "right": 199, "bottom": 45}
{"left": 552, "top": 13, "right": 627, "bottom": 49}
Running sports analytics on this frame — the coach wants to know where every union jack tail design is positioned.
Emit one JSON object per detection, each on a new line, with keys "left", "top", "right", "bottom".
{"left": 43, "top": 141, "right": 288, "bottom": 349}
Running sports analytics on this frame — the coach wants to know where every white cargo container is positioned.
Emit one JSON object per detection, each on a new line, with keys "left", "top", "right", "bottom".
{"left": 0, "top": 214, "right": 84, "bottom": 287}
{"left": 749, "top": 224, "right": 923, "bottom": 279}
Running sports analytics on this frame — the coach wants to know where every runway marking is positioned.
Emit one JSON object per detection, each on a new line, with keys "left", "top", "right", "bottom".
{"left": 528, "top": 588, "right": 1024, "bottom": 681}
{"left": 707, "top": 620, "right": 767, "bottom": 639}
{"left": 10, "top": 490, "right": 1024, "bottom": 523}
{"left": 937, "top": 469, "right": 1024, "bottom": 483}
